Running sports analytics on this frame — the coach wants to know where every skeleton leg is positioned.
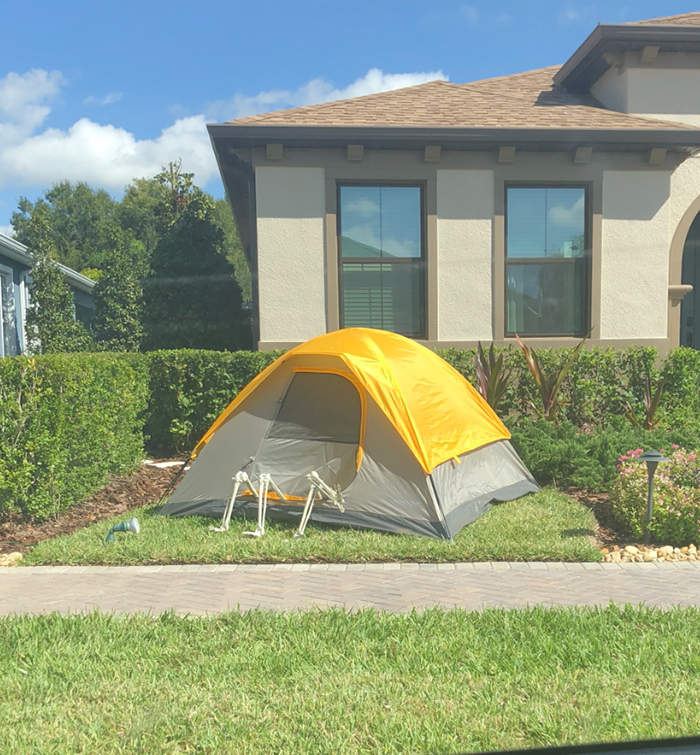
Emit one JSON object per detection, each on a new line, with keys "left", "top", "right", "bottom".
{"left": 243, "top": 473, "right": 271, "bottom": 538}
{"left": 294, "top": 484, "right": 318, "bottom": 538}
{"left": 209, "top": 471, "right": 256, "bottom": 532}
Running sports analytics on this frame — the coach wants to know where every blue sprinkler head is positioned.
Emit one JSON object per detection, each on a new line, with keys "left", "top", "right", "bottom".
{"left": 105, "top": 517, "right": 140, "bottom": 543}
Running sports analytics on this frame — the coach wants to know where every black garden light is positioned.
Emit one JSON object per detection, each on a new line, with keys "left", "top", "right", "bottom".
{"left": 637, "top": 450, "right": 669, "bottom": 543}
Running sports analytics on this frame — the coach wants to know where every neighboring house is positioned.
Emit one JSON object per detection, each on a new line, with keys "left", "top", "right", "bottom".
{"left": 0, "top": 232, "right": 96, "bottom": 357}
{"left": 208, "top": 12, "right": 700, "bottom": 353}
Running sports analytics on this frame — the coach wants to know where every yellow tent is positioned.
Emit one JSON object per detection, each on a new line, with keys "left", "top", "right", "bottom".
{"left": 163, "top": 328, "right": 537, "bottom": 539}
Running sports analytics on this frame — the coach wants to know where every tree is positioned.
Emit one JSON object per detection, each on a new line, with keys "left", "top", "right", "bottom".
{"left": 23, "top": 213, "right": 92, "bottom": 354}
{"left": 118, "top": 177, "right": 170, "bottom": 256}
{"left": 92, "top": 229, "right": 144, "bottom": 351}
{"left": 142, "top": 191, "right": 246, "bottom": 350}
{"left": 212, "top": 198, "right": 251, "bottom": 302}
{"left": 155, "top": 159, "right": 194, "bottom": 227}
{"left": 12, "top": 182, "right": 120, "bottom": 272}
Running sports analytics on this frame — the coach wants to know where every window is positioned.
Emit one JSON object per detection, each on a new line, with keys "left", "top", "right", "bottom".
{"left": 505, "top": 186, "right": 589, "bottom": 337}
{"left": 0, "top": 265, "right": 20, "bottom": 357}
{"left": 338, "top": 184, "right": 425, "bottom": 337}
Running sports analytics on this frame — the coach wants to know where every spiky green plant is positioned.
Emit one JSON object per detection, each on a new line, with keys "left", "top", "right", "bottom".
{"left": 474, "top": 342, "right": 512, "bottom": 413}
{"left": 515, "top": 335, "right": 585, "bottom": 422}
{"left": 626, "top": 374, "right": 666, "bottom": 430}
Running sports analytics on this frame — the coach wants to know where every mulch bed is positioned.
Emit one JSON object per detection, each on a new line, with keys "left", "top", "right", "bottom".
{"left": 565, "top": 488, "right": 625, "bottom": 547}
{"left": 0, "top": 462, "right": 183, "bottom": 555}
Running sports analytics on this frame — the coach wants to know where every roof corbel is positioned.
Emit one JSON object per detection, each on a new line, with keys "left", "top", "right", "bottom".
{"left": 497, "top": 146, "right": 516, "bottom": 164}
{"left": 648, "top": 147, "right": 667, "bottom": 166}
{"left": 347, "top": 144, "right": 364, "bottom": 161}
{"left": 424, "top": 145, "right": 441, "bottom": 163}
{"left": 573, "top": 146, "right": 593, "bottom": 164}
{"left": 640, "top": 45, "right": 660, "bottom": 64}
{"left": 265, "top": 143, "right": 284, "bottom": 161}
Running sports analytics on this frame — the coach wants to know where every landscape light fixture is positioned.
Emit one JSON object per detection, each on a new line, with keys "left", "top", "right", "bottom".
{"left": 105, "top": 517, "right": 140, "bottom": 543}
{"left": 637, "top": 450, "right": 668, "bottom": 543}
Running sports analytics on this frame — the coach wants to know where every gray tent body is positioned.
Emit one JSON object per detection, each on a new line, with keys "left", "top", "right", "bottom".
{"left": 160, "top": 357, "right": 538, "bottom": 539}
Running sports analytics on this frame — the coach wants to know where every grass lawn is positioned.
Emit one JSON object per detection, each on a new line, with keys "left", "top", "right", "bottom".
{"left": 1, "top": 606, "right": 698, "bottom": 753}
{"left": 22, "top": 488, "right": 601, "bottom": 565}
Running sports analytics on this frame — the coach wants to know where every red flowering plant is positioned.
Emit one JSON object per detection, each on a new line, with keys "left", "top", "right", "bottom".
{"left": 611, "top": 446, "right": 700, "bottom": 545}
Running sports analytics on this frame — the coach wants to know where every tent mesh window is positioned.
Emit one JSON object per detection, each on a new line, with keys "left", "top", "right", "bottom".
{"left": 268, "top": 372, "right": 360, "bottom": 443}
{"left": 254, "top": 371, "right": 362, "bottom": 495}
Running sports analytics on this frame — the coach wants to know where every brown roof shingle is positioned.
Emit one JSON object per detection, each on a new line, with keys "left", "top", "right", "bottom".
{"left": 626, "top": 12, "right": 700, "bottom": 26}
{"left": 227, "top": 66, "right": 693, "bottom": 131}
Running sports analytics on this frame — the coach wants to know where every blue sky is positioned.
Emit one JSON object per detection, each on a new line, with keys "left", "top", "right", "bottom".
{"left": 0, "top": 0, "right": 694, "bottom": 235}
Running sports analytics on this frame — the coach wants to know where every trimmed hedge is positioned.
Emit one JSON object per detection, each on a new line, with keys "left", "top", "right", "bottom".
{"left": 144, "top": 349, "right": 281, "bottom": 455}
{"left": 0, "top": 354, "right": 148, "bottom": 519}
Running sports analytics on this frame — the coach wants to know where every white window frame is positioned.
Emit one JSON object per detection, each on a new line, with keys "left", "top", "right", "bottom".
{"left": 0, "top": 263, "right": 16, "bottom": 357}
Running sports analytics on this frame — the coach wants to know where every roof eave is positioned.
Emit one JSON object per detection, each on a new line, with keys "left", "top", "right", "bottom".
{"left": 0, "top": 233, "right": 95, "bottom": 293}
{"left": 554, "top": 23, "right": 700, "bottom": 92}
{"left": 208, "top": 123, "right": 700, "bottom": 151}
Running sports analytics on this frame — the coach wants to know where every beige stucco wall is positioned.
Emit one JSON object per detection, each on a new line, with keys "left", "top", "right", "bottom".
{"left": 255, "top": 166, "right": 327, "bottom": 343}
{"left": 250, "top": 145, "right": 698, "bottom": 350}
{"left": 591, "top": 53, "right": 700, "bottom": 127}
{"left": 591, "top": 67, "right": 628, "bottom": 113}
{"left": 600, "top": 169, "right": 671, "bottom": 340}
{"left": 436, "top": 169, "right": 494, "bottom": 341}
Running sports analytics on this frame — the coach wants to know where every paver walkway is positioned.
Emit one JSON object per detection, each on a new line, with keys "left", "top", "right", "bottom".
{"left": 1, "top": 561, "right": 699, "bottom": 615}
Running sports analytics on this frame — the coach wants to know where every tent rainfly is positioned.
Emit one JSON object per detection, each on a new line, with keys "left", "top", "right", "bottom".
{"left": 160, "top": 328, "right": 538, "bottom": 539}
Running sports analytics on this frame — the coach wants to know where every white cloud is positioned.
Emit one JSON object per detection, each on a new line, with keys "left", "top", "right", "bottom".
{"left": 83, "top": 92, "right": 123, "bottom": 106}
{"left": 0, "top": 224, "right": 15, "bottom": 238}
{"left": 0, "top": 70, "right": 217, "bottom": 191}
{"left": 208, "top": 67, "right": 448, "bottom": 120}
{"left": 558, "top": 5, "right": 593, "bottom": 24}
{"left": 461, "top": 5, "right": 479, "bottom": 24}
{"left": 343, "top": 197, "right": 379, "bottom": 217}
{"left": 0, "top": 67, "right": 448, "bottom": 196}
{"left": 548, "top": 194, "right": 585, "bottom": 226}
{"left": 0, "top": 69, "right": 64, "bottom": 145}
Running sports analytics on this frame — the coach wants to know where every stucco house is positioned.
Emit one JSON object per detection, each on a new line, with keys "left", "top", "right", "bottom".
{"left": 209, "top": 12, "right": 700, "bottom": 353}
{"left": 0, "top": 232, "right": 95, "bottom": 357}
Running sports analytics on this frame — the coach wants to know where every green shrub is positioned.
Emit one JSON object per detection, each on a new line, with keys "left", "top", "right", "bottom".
{"left": 144, "top": 349, "right": 281, "bottom": 455}
{"left": 440, "top": 345, "right": 661, "bottom": 428}
{"left": 610, "top": 447, "right": 700, "bottom": 545}
{"left": 662, "top": 347, "right": 700, "bottom": 414}
{"left": 0, "top": 354, "right": 148, "bottom": 520}
{"left": 511, "top": 415, "right": 700, "bottom": 492}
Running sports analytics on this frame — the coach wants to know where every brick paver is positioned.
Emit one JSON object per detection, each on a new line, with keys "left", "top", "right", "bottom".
{"left": 1, "top": 562, "right": 699, "bottom": 616}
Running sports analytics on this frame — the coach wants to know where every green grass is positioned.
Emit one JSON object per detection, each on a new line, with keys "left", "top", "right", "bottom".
{"left": 22, "top": 488, "right": 601, "bottom": 565}
{"left": 1, "top": 606, "right": 698, "bottom": 753}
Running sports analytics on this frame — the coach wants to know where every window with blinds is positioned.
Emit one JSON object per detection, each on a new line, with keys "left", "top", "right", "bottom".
{"left": 338, "top": 184, "right": 425, "bottom": 337}
{"left": 505, "top": 185, "right": 590, "bottom": 337}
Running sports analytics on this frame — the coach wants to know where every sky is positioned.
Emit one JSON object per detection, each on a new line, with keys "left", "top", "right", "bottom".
{"left": 0, "top": 0, "right": 696, "bottom": 236}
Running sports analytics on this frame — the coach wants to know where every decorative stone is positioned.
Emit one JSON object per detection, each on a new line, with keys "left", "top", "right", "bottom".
{"left": 625, "top": 545, "right": 639, "bottom": 555}
{"left": 658, "top": 546, "right": 673, "bottom": 556}
{"left": 643, "top": 551, "right": 658, "bottom": 562}
{"left": 0, "top": 551, "right": 23, "bottom": 567}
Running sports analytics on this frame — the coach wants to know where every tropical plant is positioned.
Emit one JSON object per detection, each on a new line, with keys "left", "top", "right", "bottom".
{"left": 474, "top": 342, "right": 512, "bottom": 413}
{"left": 626, "top": 374, "right": 666, "bottom": 430}
{"left": 514, "top": 335, "right": 585, "bottom": 422}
